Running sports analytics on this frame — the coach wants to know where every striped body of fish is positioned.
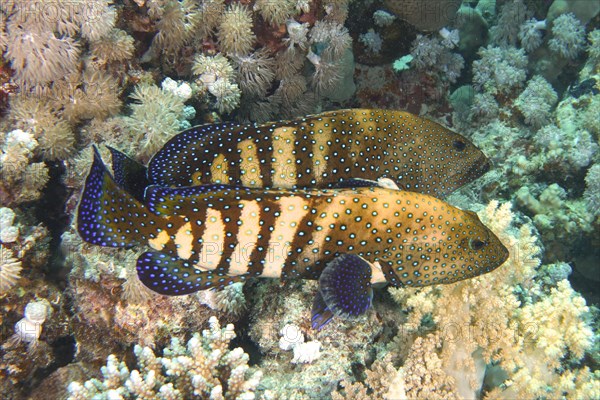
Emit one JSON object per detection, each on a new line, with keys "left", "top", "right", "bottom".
{"left": 78, "top": 147, "right": 508, "bottom": 328}
{"left": 146, "top": 109, "right": 490, "bottom": 198}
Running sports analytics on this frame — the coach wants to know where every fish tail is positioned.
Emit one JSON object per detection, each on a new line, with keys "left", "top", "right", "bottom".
{"left": 77, "top": 146, "right": 159, "bottom": 248}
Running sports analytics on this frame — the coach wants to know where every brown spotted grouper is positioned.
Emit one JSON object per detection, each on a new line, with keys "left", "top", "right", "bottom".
{"left": 144, "top": 109, "right": 490, "bottom": 198}
{"left": 77, "top": 147, "right": 508, "bottom": 328}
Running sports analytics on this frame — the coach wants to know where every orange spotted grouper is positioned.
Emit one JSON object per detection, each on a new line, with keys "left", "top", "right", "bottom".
{"left": 77, "top": 147, "right": 508, "bottom": 328}
{"left": 134, "top": 109, "right": 490, "bottom": 199}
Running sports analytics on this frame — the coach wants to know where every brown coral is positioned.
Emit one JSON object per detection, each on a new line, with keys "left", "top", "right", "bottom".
{"left": 383, "top": 0, "right": 462, "bottom": 31}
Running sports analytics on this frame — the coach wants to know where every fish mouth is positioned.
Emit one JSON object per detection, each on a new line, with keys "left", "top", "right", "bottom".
{"left": 464, "top": 155, "right": 491, "bottom": 182}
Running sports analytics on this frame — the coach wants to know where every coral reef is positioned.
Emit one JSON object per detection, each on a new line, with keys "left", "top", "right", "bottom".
{"left": 0, "top": 1, "right": 599, "bottom": 399}
{"left": 67, "top": 316, "right": 262, "bottom": 399}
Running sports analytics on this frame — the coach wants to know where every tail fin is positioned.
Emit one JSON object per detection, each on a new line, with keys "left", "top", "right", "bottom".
{"left": 77, "top": 146, "right": 157, "bottom": 248}
{"left": 107, "top": 146, "right": 149, "bottom": 204}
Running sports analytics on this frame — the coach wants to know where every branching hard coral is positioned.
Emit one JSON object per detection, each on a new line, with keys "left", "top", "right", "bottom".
{"left": 0, "top": 245, "right": 22, "bottom": 294}
{"left": 549, "top": 13, "right": 586, "bottom": 59}
{"left": 66, "top": 316, "right": 262, "bottom": 399}
{"left": 254, "top": 0, "right": 297, "bottom": 25}
{"left": 473, "top": 45, "right": 528, "bottom": 95}
{"left": 515, "top": 75, "right": 558, "bottom": 128}
{"left": 217, "top": 3, "right": 256, "bottom": 56}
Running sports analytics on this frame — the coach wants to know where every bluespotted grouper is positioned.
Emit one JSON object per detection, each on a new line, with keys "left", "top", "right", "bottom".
{"left": 77, "top": 147, "right": 508, "bottom": 328}
{"left": 135, "top": 109, "right": 490, "bottom": 198}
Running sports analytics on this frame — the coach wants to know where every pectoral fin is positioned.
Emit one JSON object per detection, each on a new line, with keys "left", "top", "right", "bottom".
{"left": 311, "top": 254, "right": 373, "bottom": 330}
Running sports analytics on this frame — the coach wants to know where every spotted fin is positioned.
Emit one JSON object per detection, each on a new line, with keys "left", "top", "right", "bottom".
{"left": 311, "top": 254, "right": 373, "bottom": 330}
{"left": 136, "top": 251, "right": 246, "bottom": 295}
{"left": 107, "top": 146, "right": 149, "bottom": 203}
{"left": 77, "top": 146, "right": 152, "bottom": 248}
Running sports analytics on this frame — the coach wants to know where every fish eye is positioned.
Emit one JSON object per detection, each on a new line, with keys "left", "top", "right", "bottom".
{"left": 469, "top": 239, "right": 486, "bottom": 251}
{"left": 453, "top": 140, "right": 466, "bottom": 151}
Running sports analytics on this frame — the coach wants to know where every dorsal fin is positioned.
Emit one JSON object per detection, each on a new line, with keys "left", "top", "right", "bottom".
{"left": 107, "top": 146, "right": 149, "bottom": 203}
{"left": 147, "top": 121, "right": 243, "bottom": 187}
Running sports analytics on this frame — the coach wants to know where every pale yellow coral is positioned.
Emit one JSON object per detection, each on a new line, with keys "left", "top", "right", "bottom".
{"left": 0, "top": 245, "right": 22, "bottom": 294}
{"left": 389, "top": 201, "right": 598, "bottom": 399}
{"left": 217, "top": 3, "right": 256, "bottom": 56}
{"left": 517, "top": 280, "right": 593, "bottom": 367}
{"left": 254, "top": 0, "right": 298, "bottom": 25}
{"left": 9, "top": 96, "right": 76, "bottom": 161}
{"left": 79, "top": 0, "right": 116, "bottom": 41}
{"left": 5, "top": 25, "right": 81, "bottom": 87}
{"left": 233, "top": 50, "right": 276, "bottom": 97}
{"left": 197, "top": 0, "right": 226, "bottom": 38}
{"left": 151, "top": 0, "right": 201, "bottom": 53}
{"left": 90, "top": 29, "right": 135, "bottom": 62}
{"left": 124, "top": 82, "right": 186, "bottom": 157}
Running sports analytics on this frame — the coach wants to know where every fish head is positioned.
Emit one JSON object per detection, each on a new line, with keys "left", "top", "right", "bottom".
{"left": 440, "top": 208, "right": 509, "bottom": 283}
{"left": 380, "top": 191, "right": 508, "bottom": 287}
{"left": 415, "top": 117, "right": 491, "bottom": 197}
{"left": 434, "top": 133, "right": 490, "bottom": 196}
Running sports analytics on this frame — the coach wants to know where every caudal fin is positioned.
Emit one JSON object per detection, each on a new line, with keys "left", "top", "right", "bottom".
{"left": 77, "top": 146, "right": 156, "bottom": 248}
